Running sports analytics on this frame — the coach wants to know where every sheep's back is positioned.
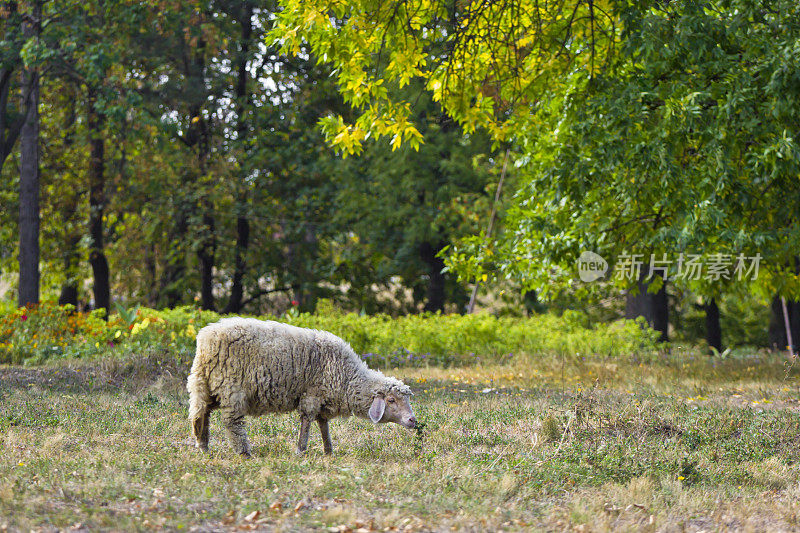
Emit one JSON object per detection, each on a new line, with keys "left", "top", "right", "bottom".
{"left": 194, "top": 318, "right": 347, "bottom": 413}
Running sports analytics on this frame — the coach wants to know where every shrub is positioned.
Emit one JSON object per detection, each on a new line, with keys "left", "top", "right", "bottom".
{"left": 0, "top": 300, "right": 661, "bottom": 367}
{"left": 0, "top": 303, "right": 117, "bottom": 365}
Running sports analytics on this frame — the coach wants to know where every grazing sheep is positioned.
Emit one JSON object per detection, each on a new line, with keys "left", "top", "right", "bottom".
{"left": 187, "top": 317, "right": 417, "bottom": 456}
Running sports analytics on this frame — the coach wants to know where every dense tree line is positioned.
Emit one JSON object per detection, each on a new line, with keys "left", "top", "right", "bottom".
{"left": 3, "top": 0, "right": 800, "bottom": 352}
{"left": 0, "top": 0, "right": 497, "bottom": 316}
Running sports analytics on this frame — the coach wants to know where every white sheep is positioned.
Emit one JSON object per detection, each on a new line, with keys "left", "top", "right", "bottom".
{"left": 187, "top": 317, "right": 417, "bottom": 456}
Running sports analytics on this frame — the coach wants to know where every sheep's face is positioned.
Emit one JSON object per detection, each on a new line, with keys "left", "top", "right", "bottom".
{"left": 368, "top": 390, "right": 416, "bottom": 429}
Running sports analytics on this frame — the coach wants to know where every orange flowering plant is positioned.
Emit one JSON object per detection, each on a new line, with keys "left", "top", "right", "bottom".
{"left": 0, "top": 303, "right": 224, "bottom": 365}
{"left": 0, "top": 303, "right": 123, "bottom": 364}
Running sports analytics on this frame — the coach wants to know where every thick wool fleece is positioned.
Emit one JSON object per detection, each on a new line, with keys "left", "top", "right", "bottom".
{"left": 187, "top": 318, "right": 411, "bottom": 455}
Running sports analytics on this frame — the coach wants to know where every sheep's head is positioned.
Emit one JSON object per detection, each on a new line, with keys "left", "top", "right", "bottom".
{"left": 369, "top": 382, "right": 416, "bottom": 429}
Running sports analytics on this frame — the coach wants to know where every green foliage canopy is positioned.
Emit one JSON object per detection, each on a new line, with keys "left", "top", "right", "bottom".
{"left": 273, "top": 0, "right": 800, "bottom": 301}
{"left": 271, "top": 0, "right": 619, "bottom": 153}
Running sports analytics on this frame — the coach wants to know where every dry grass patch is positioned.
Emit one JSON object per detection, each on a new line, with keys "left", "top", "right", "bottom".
{"left": 1, "top": 350, "right": 800, "bottom": 531}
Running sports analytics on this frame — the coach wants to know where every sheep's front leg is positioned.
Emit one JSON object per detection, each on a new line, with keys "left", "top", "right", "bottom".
{"left": 297, "top": 396, "right": 321, "bottom": 455}
{"left": 297, "top": 415, "right": 311, "bottom": 454}
{"left": 318, "top": 418, "right": 333, "bottom": 455}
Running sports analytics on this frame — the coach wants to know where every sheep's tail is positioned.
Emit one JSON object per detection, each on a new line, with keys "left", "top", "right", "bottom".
{"left": 187, "top": 367, "right": 212, "bottom": 444}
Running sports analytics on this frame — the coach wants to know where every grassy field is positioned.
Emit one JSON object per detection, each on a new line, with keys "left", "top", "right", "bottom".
{"left": 2, "top": 350, "right": 800, "bottom": 531}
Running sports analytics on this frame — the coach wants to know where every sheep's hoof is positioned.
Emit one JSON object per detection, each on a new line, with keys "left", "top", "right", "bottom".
{"left": 196, "top": 442, "right": 209, "bottom": 453}
{"left": 295, "top": 448, "right": 307, "bottom": 456}
{"left": 240, "top": 451, "right": 252, "bottom": 459}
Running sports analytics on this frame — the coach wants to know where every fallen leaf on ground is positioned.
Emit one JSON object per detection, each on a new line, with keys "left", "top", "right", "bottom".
{"left": 222, "top": 510, "right": 236, "bottom": 524}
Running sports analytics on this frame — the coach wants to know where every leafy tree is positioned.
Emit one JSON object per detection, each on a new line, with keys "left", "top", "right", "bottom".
{"left": 271, "top": 0, "right": 617, "bottom": 153}
{"left": 274, "top": 0, "right": 800, "bottom": 343}
{"left": 332, "top": 94, "right": 495, "bottom": 312}
{"left": 474, "top": 0, "right": 800, "bottom": 342}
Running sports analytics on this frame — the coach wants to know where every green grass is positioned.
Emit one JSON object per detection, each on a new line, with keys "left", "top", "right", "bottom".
{"left": 2, "top": 350, "right": 800, "bottom": 531}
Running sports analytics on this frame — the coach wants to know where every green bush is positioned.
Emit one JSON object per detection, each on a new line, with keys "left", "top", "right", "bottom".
{"left": 0, "top": 300, "right": 661, "bottom": 367}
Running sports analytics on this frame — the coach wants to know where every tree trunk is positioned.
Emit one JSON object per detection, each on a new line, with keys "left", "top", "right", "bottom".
{"left": 225, "top": 211, "right": 249, "bottom": 313}
{"left": 523, "top": 290, "right": 546, "bottom": 316}
{"left": 17, "top": 1, "right": 41, "bottom": 307}
{"left": 57, "top": 234, "right": 81, "bottom": 307}
{"left": 625, "top": 269, "right": 669, "bottom": 342}
{"left": 198, "top": 209, "right": 216, "bottom": 311}
{"left": 1, "top": 0, "right": 26, "bottom": 175}
{"left": 87, "top": 91, "right": 110, "bottom": 314}
{"left": 57, "top": 94, "right": 80, "bottom": 308}
{"left": 160, "top": 209, "right": 188, "bottom": 308}
{"left": 195, "top": 121, "right": 215, "bottom": 311}
{"left": 420, "top": 241, "right": 446, "bottom": 313}
{"left": 769, "top": 295, "right": 800, "bottom": 352}
{"left": 58, "top": 284, "right": 78, "bottom": 307}
{"left": 705, "top": 297, "right": 722, "bottom": 353}
{"left": 224, "top": 4, "right": 253, "bottom": 314}
{"left": 144, "top": 243, "right": 158, "bottom": 307}
{"left": 1, "top": 66, "right": 25, "bottom": 175}
{"left": 283, "top": 222, "right": 319, "bottom": 312}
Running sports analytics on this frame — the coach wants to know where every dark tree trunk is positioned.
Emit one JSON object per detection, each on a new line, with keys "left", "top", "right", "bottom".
{"left": 87, "top": 91, "right": 110, "bottom": 314}
{"left": 225, "top": 211, "right": 249, "bottom": 313}
{"left": 0, "top": 67, "right": 14, "bottom": 173}
{"left": 769, "top": 295, "right": 783, "bottom": 349}
{"left": 144, "top": 243, "right": 158, "bottom": 307}
{"left": 198, "top": 209, "right": 216, "bottom": 311}
{"left": 17, "top": 2, "right": 40, "bottom": 307}
{"left": 58, "top": 95, "right": 80, "bottom": 308}
{"left": 1, "top": 66, "right": 25, "bottom": 175}
{"left": 705, "top": 297, "right": 722, "bottom": 353}
{"left": 300, "top": 226, "right": 319, "bottom": 311}
{"left": 58, "top": 283, "right": 78, "bottom": 307}
{"left": 286, "top": 226, "right": 317, "bottom": 311}
{"left": 195, "top": 123, "right": 215, "bottom": 310}
{"left": 769, "top": 295, "right": 800, "bottom": 352}
{"left": 182, "top": 27, "right": 216, "bottom": 311}
{"left": 625, "top": 269, "right": 669, "bottom": 342}
{"left": 652, "top": 279, "right": 669, "bottom": 341}
{"left": 420, "top": 241, "right": 446, "bottom": 313}
{"left": 523, "top": 290, "right": 546, "bottom": 316}
{"left": 58, "top": 234, "right": 81, "bottom": 307}
{"left": 1, "top": 0, "right": 26, "bottom": 175}
{"left": 284, "top": 222, "right": 319, "bottom": 312}
{"left": 224, "top": 4, "right": 254, "bottom": 314}
{"left": 160, "top": 210, "right": 188, "bottom": 308}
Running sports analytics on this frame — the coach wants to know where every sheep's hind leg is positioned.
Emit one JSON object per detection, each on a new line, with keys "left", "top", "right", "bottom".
{"left": 318, "top": 418, "right": 333, "bottom": 455}
{"left": 296, "top": 415, "right": 311, "bottom": 455}
{"left": 191, "top": 408, "right": 211, "bottom": 452}
{"left": 189, "top": 395, "right": 212, "bottom": 452}
{"left": 187, "top": 374, "right": 214, "bottom": 452}
{"left": 221, "top": 406, "right": 251, "bottom": 457}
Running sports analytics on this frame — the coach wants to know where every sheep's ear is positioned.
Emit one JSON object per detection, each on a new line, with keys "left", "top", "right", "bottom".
{"left": 368, "top": 397, "right": 386, "bottom": 423}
